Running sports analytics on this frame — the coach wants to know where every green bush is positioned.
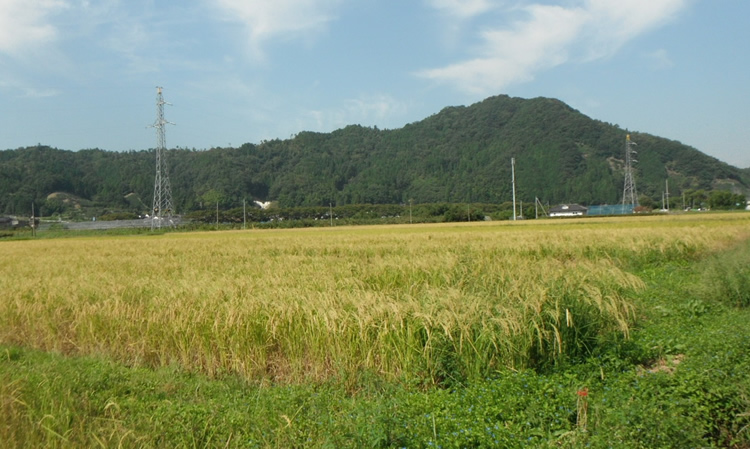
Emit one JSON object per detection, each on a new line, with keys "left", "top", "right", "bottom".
{"left": 699, "top": 240, "right": 750, "bottom": 308}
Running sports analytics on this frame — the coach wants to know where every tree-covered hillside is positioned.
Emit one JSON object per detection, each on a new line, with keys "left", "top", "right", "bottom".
{"left": 1, "top": 95, "right": 748, "bottom": 216}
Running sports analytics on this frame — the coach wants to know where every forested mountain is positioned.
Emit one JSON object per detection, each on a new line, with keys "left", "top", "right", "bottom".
{"left": 2, "top": 95, "right": 748, "bottom": 216}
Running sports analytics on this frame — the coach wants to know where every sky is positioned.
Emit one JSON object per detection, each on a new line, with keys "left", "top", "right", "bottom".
{"left": 1, "top": 0, "right": 748, "bottom": 168}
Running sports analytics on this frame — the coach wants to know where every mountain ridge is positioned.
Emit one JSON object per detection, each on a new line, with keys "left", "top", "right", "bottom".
{"left": 1, "top": 94, "right": 747, "bottom": 215}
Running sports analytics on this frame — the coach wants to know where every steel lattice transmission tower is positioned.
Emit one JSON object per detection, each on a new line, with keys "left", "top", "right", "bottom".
{"left": 622, "top": 134, "right": 638, "bottom": 210}
{"left": 150, "top": 86, "right": 176, "bottom": 230}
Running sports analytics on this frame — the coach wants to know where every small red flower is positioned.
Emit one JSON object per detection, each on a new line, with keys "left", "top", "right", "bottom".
{"left": 577, "top": 387, "right": 589, "bottom": 397}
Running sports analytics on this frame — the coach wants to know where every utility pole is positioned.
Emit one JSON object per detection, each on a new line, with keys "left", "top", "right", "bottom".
{"left": 150, "top": 87, "right": 176, "bottom": 230}
{"left": 511, "top": 158, "right": 517, "bottom": 221}
{"left": 665, "top": 179, "right": 670, "bottom": 212}
{"left": 622, "top": 134, "right": 638, "bottom": 212}
{"left": 329, "top": 203, "right": 333, "bottom": 227}
{"left": 30, "top": 202, "right": 36, "bottom": 237}
{"left": 534, "top": 197, "right": 549, "bottom": 219}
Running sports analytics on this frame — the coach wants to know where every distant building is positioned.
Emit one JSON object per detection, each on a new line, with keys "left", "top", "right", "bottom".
{"left": 0, "top": 216, "right": 13, "bottom": 229}
{"left": 549, "top": 204, "right": 588, "bottom": 217}
{"left": 0, "top": 216, "right": 32, "bottom": 229}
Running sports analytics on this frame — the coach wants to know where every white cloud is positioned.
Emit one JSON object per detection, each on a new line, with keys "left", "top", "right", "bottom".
{"left": 213, "top": 0, "right": 343, "bottom": 59}
{"left": 302, "top": 94, "right": 409, "bottom": 132}
{"left": 344, "top": 95, "right": 408, "bottom": 124}
{"left": 419, "top": 0, "right": 688, "bottom": 94}
{"left": 103, "top": 19, "right": 160, "bottom": 73}
{"left": 425, "top": 0, "right": 496, "bottom": 20}
{"left": 21, "top": 87, "right": 61, "bottom": 98}
{"left": 645, "top": 48, "right": 674, "bottom": 70}
{"left": 0, "top": 0, "right": 69, "bottom": 56}
{"left": 582, "top": 0, "right": 686, "bottom": 60}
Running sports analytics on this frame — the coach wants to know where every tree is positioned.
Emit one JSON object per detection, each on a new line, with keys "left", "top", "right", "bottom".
{"left": 708, "top": 190, "right": 746, "bottom": 210}
{"left": 638, "top": 195, "right": 655, "bottom": 210}
{"left": 683, "top": 189, "right": 708, "bottom": 209}
{"left": 42, "top": 198, "right": 65, "bottom": 216}
{"left": 200, "top": 189, "right": 225, "bottom": 208}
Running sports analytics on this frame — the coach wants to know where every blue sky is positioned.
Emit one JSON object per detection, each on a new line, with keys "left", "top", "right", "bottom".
{"left": 1, "top": 0, "right": 748, "bottom": 168}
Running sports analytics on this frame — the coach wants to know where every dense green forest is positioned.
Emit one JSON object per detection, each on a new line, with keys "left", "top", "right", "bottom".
{"left": 1, "top": 95, "right": 748, "bottom": 217}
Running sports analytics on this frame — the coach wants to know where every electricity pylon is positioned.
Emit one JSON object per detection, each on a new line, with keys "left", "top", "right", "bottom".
{"left": 622, "top": 134, "right": 638, "bottom": 211}
{"left": 150, "top": 86, "right": 176, "bottom": 230}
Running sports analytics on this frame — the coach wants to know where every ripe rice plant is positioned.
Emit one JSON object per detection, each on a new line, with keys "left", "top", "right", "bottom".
{"left": 1, "top": 214, "right": 748, "bottom": 385}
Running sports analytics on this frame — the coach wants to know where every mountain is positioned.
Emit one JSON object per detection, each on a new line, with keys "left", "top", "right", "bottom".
{"left": 1, "top": 95, "right": 748, "bottom": 216}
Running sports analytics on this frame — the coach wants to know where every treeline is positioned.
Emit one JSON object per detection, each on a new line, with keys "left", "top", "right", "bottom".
{"left": 1, "top": 95, "right": 748, "bottom": 217}
{"left": 646, "top": 189, "right": 747, "bottom": 210}
{"left": 183, "top": 202, "right": 531, "bottom": 227}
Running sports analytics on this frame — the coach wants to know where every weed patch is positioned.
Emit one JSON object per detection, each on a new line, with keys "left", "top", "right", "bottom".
{"left": 697, "top": 238, "right": 750, "bottom": 308}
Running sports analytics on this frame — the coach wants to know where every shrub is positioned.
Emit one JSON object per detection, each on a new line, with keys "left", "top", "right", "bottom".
{"left": 699, "top": 239, "right": 750, "bottom": 308}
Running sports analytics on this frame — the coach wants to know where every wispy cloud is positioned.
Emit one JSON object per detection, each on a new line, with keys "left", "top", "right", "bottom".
{"left": 644, "top": 48, "right": 674, "bottom": 70}
{"left": 424, "top": 0, "right": 496, "bottom": 20}
{"left": 103, "top": 18, "right": 161, "bottom": 74}
{"left": 581, "top": 0, "right": 687, "bottom": 60}
{"left": 0, "top": 0, "right": 69, "bottom": 56}
{"left": 21, "top": 87, "right": 61, "bottom": 98}
{"left": 344, "top": 95, "right": 408, "bottom": 124}
{"left": 303, "top": 94, "right": 408, "bottom": 132}
{"left": 418, "top": 0, "right": 688, "bottom": 94}
{"left": 213, "top": 0, "right": 343, "bottom": 60}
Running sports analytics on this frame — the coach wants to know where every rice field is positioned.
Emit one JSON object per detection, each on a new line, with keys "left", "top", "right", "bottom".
{"left": 2, "top": 214, "right": 749, "bottom": 386}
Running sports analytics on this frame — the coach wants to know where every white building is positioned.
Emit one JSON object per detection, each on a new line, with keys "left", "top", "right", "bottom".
{"left": 549, "top": 204, "right": 588, "bottom": 217}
